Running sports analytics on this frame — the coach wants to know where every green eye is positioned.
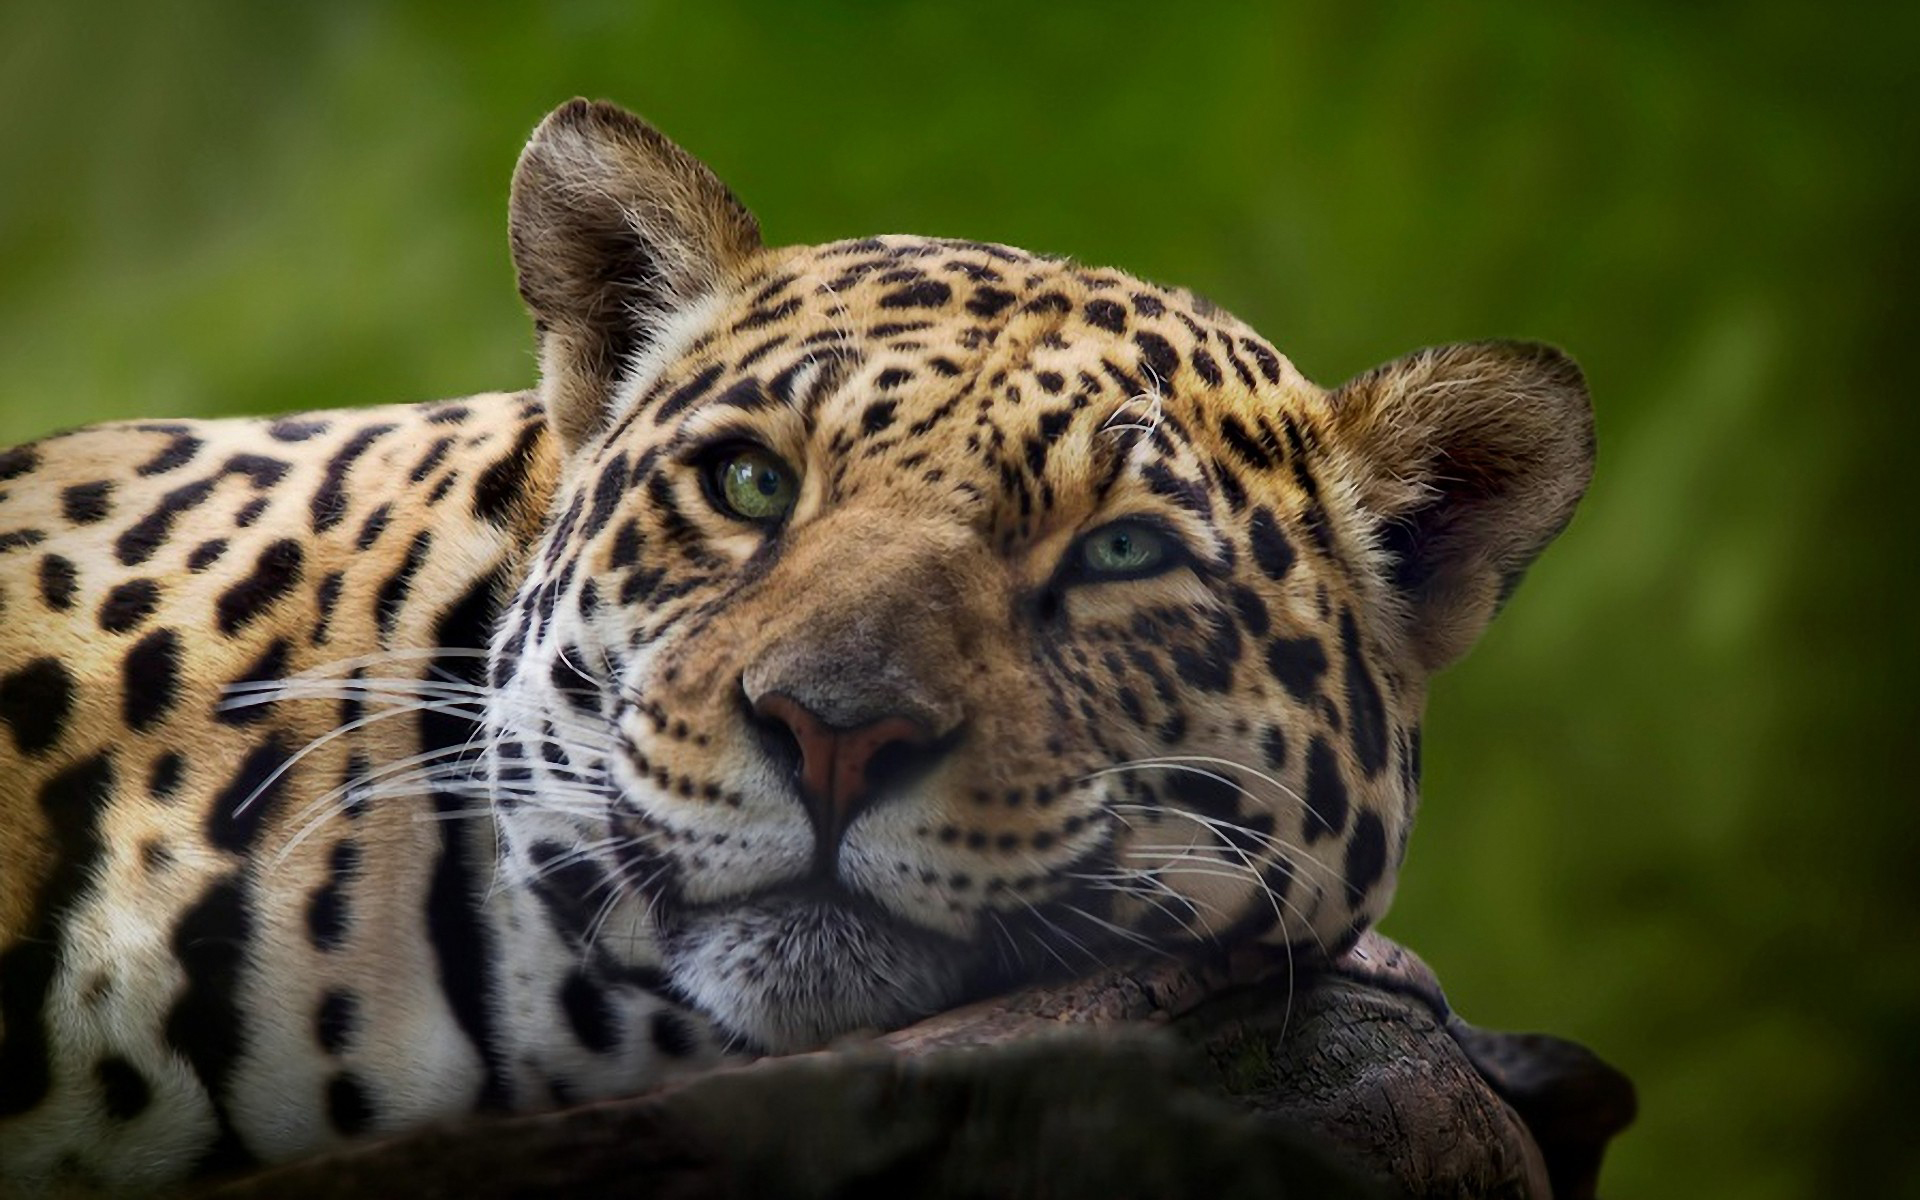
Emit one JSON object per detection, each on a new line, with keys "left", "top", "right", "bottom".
{"left": 1080, "top": 522, "right": 1172, "bottom": 578}
{"left": 712, "top": 446, "right": 799, "bottom": 523}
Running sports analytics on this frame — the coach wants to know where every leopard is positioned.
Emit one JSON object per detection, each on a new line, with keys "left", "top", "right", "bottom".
{"left": 0, "top": 98, "right": 1593, "bottom": 1195}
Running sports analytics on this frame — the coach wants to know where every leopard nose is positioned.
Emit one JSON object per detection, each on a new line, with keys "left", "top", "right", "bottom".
{"left": 751, "top": 692, "right": 939, "bottom": 844}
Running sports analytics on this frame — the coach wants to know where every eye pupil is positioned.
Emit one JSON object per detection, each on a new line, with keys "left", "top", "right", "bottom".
{"left": 756, "top": 468, "right": 780, "bottom": 496}
{"left": 1110, "top": 532, "right": 1132, "bottom": 557}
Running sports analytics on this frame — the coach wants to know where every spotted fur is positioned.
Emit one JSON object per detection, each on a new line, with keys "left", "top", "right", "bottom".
{"left": 0, "top": 99, "right": 1592, "bottom": 1193}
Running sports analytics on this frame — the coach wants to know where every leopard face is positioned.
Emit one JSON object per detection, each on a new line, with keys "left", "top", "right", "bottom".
{"left": 483, "top": 101, "right": 1594, "bottom": 1052}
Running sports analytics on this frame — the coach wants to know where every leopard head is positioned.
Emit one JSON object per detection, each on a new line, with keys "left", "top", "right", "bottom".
{"left": 485, "top": 100, "right": 1593, "bottom": 1051}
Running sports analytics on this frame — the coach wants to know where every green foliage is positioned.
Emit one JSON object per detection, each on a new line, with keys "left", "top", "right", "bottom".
{"left": 2, "top": 3, "right": 1909, "bottom": 1194}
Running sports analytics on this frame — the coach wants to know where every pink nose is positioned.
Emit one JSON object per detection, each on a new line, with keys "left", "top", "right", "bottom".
{"left": 752, "top": 692, "right": 934, "bottom": 842}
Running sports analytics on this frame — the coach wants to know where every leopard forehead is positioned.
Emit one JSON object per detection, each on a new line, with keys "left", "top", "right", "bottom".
{"left": 601, "top": 235, "right": 1316, "bottom": 474}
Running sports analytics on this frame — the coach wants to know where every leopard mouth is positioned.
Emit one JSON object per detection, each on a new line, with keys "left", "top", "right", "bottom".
{"left": 653, "top": 883, "right": 979, "bottom": 1053}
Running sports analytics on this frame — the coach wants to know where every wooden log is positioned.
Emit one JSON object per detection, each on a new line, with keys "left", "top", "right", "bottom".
{"left": 193, "top": 934, "right": 1634, "bottom": 1200}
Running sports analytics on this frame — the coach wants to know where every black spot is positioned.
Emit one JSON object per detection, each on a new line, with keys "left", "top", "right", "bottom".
{"left": 0, "top": 529, "right": 45, "bottom": 553}
{"left": 1190, "top": 348, "right": 1224, "bottom": 387}
{"left": 1344, "top": 811, "right": 1388, "bottom": 902}
{"left": 0, "top": 445, "right": 38, "bottom": 481}
{"left": 1219, "top": 416, "right": 1274, "bottom": 471}
{"left": 312, "top": 425, "right": 395, "bottom": 533}
{"left": 140, "top": 839, "right": 173, "bottom": 872}
{"left": 0, "top": 658, "right": 73, "bottom": 756}
{"left": 0, "top": 754, "right": 112, "bottom": 1117}
{"left": 223, "top": 454, "right": 290, "bottom": 488}
{"left": 355, "top": 503, "right": 392, "bottom": 551}
{"left": 208, "top": 735, "right": 292, "bottom": 853}
{"left": 879, "top": 280, "right": 952, "bottom": 309}
{"left": 1142, "top": 463, "right": 1212, "bottom": 521}
{"left": 424, "top": 572, "right": 509, "bottom": 1108}
{"left": 861, "top": 399, "right": 898, "bottom": 434}
{"left": 1231, "top": 586, "right": 1270, "bottom": 638}
{"left": 733, "top": 295, "right": 802, "bottom": 332}
{"left": 269, "top": 418, "right": 329, "bottom": 442}
{"left": 583, "top": 454, "right": 630, "bottom": 541}
{"left": 471, "top": 423, "right": 544, "bottom": 527}
{"left": 1262, "top": 725, "right": 1288, "bottom": 771}
{"left": 550, "top": 654, "right": 598, "bottom": 713}
{"left": 427, "top": 405, "right": 471, "bottom": 425}
{"left": 409, "top": 435, "right": 456, "bottom": 483}
{"left": 217, "top": 539, "right": 305, "bottom": 635}
{"left": 326, "top": 1073, "right": 374, "bottom": 1136}
{"left": 1240, "top": 337, "right": 1283, "bottom": 384}
{"left": 339, "top": 751, "right": 372, "bottom": 820}
{"left": 116, "top": 478, "right": 215, "bottom": 566}
{"left": 1266, "top": 635, "right": 1327, "bottom": 701}
{"left": 123, "top": 628, "right": 181, "bottom": 732}
{"left": 1340, "top": 609, "right": 1389, "bottom": 778}
{"left": 307, "top": 841, "right": 358, "bottom": 952}
{"left": 149, "top": 751, "right": 184, "bottom": 800}
{"left": 966, "top": 286, "right": 1016, "bottom": 317}
{"left": 1303, "top": 737, "right": 1349, "bottom": 842}
{"left": 38, "top": 554, "right": 77, "bottom": 610}
{"left": 135, "top": 433, "right": 202, "bottom": 477}
{"left": 216, "top": 639, "right": 290, "bottom": 726}
{"left": 375, "top": 531, "right": 433, "bottom": 642}
{"left": 1248, "top": 508, "right": 1296, "bottom": 581}
{"left": 1083, "top": 299, "right": 1127, "bottom": 332}
{"left": 99, "top": 579, "right": 161, "bottom": 634}
{"left": 650, "top": 1010, "right": 698, "bottom": 1058}
{"left": 609, "top": 519, "right": 645, "bottom": 570}
{"left": 1037, "top": 406, "right": 1074, "bottom": 445}
{"left": 1035, "top": 371, "right": 1065, "bottom": 394}
{"left": 1217, "top": 338, "right": 1258, "bottom": 389}
{"left": 561, "top": 970, "right": 618, "bottom": 1054}
{"left": 163, "top": 876, "right": 254, "bottom": 1160}
{"left": 96, "top": 1056, "right": 151, "bottom": 1120}
{"left": 316, "top": 991, "right": 357, "bottom": 1055}
{"left": 61, "top": 481, "right": 114, "bottom": 524}
{"left": 187, "top": 539, "right": 228, "bottom": 572}
{"left": 1133, "top": 331, "right": 1179, "bottom": 383}
{"left": 233, "top": 497, "right": 269, "bottom": 528}
{"left": 1171, "top": 610, "right": 1241, "bottom": 693}
{"left": 311, "top": 571, "right": 344, "bottom": 645}
{"left": 655, "top": 364, "right": 726, "bottom": 423}
{"left": 1177, "top": 770, "right": 1241, "bottom": 820}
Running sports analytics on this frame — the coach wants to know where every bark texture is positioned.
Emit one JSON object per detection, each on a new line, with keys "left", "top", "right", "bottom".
{"left": 193, "top": 934, "right": 1635, "bottom": 1200}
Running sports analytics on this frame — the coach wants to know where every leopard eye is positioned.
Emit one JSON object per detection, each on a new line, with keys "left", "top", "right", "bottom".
{"left": 708, "top": 445, "right": 799, "bottom": 524}
{"left": 1077, "top": 520, "right": 1177, "bottom": 580}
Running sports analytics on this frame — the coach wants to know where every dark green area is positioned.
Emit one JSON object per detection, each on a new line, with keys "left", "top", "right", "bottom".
{"left": 2, "top": 4, "right": 1910, "bottom": 1195}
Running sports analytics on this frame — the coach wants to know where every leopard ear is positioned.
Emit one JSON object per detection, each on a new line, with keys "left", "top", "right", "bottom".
{"left": 510, "top": 99, "right": 761, "bottom": 454}
{"left": 1329, "top": 340, "right": 1594, "bottom": 673}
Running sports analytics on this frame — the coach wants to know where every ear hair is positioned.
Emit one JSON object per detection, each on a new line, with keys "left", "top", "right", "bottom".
{"left": 509, "top": 99, "right": 761, "bottom": 454}
{"left": 1330, "top": 340, "right": 1594, "bottom": 673}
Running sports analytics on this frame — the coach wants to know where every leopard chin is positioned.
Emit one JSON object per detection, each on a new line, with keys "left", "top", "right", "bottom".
{"left": 656, "top": 889, "right": 975, "bottom": 1053}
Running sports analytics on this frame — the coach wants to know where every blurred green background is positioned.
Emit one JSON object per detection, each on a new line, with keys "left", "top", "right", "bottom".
{"left": 2, "top": 2, "right": 1911, "bottom": 1194}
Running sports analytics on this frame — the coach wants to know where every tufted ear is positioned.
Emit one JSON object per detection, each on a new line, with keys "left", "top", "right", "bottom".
{"left": 510, "top": 99, "right": 762, "bottom": 454}
{"left": 1328, "top": 340, "right": 1594, "bottom": 674}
